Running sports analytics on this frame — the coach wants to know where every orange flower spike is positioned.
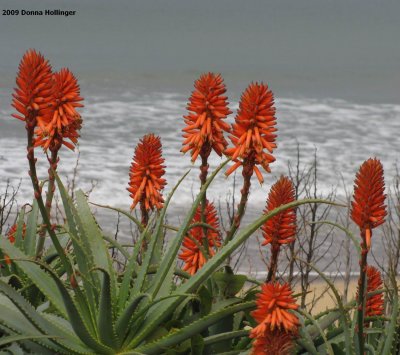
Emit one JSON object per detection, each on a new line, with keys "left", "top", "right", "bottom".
{"left": 225, "top": 82, "right": 277, "bottom": 184}
{"left": 12, "top": 49, "right": 53, "bottom": 127}
{"left": 127, "top": 134, "right": 166, "bottom": 212}
{"left": 351, "top": 158, "right": 386, "bottom": 249}
{"left": 262, "top": 176, "right": 296, "bottom": 248}
{"left": 179, "top": 201, "right": 221, "bottom": 275}
{"left": 34, "top": 68, "right": 84, "bottom": 152}
{"left": 251, "top": 330, "right": 296, "bottom": 355}
{"left": 359, "top": 266, "right": 384, "bottom": 318}
{"left": 251, "top": 282, "right": 299, "bottom": 338}
{"left": 182, "top": 73, "right": 231, "bottom": 162}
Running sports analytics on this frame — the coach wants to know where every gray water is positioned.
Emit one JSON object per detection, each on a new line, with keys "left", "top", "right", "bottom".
{"left": 1, "top": 0, "right": 399, "bottom": 275}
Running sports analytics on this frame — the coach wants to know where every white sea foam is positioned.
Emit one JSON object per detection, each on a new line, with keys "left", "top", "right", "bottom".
{"left": 1, "top": 92, "right": 400, "bottom": 209}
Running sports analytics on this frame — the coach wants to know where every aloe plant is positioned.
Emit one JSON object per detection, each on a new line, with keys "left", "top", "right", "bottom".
{"left": 0, "top": 160, "right": 337, "bottom": 354}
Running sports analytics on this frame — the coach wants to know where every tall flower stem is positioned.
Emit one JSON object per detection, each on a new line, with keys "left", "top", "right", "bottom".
{"left": 139, "top": 199, "right": 149, "bottom": 227}
{"left": 266, "top": 247, "right": 280, "bottom": 282}
{"left": 199, "top": 142, "right": 212, "bottom": 258}
{"left": 356, "top": 229, "right": 368, "bottom": 355}
{"left": 224, "top": 157, "right": 254, "bottom": 247}
{"left": 36, "top": 149, "right": 58, "bottom": 258}
{"left": 26, "top": 122, "right": 72, "bottom": 277}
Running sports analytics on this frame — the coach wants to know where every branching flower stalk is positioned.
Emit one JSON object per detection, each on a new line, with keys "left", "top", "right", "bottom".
{"left": 351, "top": 158, "right": 386, "bottom": 354}
{"left": 225, "top": 82, "right": 277, "bottom": 246}
{"left": 35, "top": 68, "right": 83, "bottom": 257}
{"left": 11, "top": 50, "right": 73, "bottom": 276}
{"left": 182, "top": 73, "right": 231, "bottom": 254}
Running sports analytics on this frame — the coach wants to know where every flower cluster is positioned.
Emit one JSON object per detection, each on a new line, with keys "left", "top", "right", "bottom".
{"left": 128, "top": 134, "right": 166, "bottom": 211}
{"left": 251, "top": 282, "right": 299, "bottom": 337}
{"left": 351, "top": 158, "right": 386, "bottom": 249}
{"left": 179, "top": 201, "right": 221, "bottom": 275}
{"left": 35, "top": 68, "right": 84, "bottom": 151}
{"left": 181, "top": 73, "right": 231, "bottom": 162}
{"left": 262, "top": 176, "right": 296, "bottom": 249}
{"left": 225, "top": 82, "right": 277, "bottom": 184}
{"left": 12, "top": 50, "right": 84, "bottom": 152}
{"left": 12, "top": 50, "right": 53, "bottom": 127}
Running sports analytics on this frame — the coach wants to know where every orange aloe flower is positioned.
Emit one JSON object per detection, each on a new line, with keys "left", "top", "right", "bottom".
{"left": 34, "top": 68, "right": 84, "bottom": 151}
{"left": 251, "top": 330, "right": 296, "bottom": 355}
{"left": 128, "top": 134, "right": 166, "bottom": 211}
{"left": 182, "top": 73, "right": 231, "bottom": 162}
{"left": 12, "top": 49, "right": 53, "bottom": 126}
{"left": 4, "top": 223, "right": 27, "bottom": 265}
{"left": 357, "top": 266, "right": 384, "bottom": 319}
{"left": 262, "top": 176, "right": 296, "bottom": 248}
{"left": 225, "top": 82, "right": 277, "bottom": 184}
{"left": 179, "top": 201, "right": 221, "bottom": 275}
{"left": 250, "top": 282, "right": 299, "bottom": 338}
{"left": 351, "top": 158, "right": 386, "bottom": 249}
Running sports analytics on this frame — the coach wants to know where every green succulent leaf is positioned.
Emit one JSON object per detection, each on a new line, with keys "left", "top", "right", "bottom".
{"left": 24, "top": 200, "right": 39, "bottom": 256}
{"left": 135, "top": 301, "right": 255, "bottom": 354}
{"left": 95, "top": 268, "right": 118, "bottom": 349}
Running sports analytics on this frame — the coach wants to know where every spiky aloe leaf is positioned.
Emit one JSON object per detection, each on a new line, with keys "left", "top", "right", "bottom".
{"left": 203, "top": 330, "right": 249, "bottom": 347}
{"left": 135, "top": 301, "right": 255, "bottom": 354}
{"left": 0, "top": 294, "right": 67, "bottom": 353}
{"left": 0, "top": 239, "right": 66, "bottom": 317}
{"left": 14, "top": 206, "right": 26, "bottom": 250}
{"left": 102, "top": 234, "right": 130, "bottom": 259}
{"left": 55, "top": 174, "right": 98, "bottom": 322}
{"left": 75, "top": 190, "right": 117, "bottom": 300}
{"left": 95, "top": 268, "right": 118, "bottom": 349}
{"left": 118, "top": 219, "right": 154, "bottom": 314}
{"left": 0, "top": 277, "right": 100, "bottom": 354}
{"left": 37, "top": 262, "right": 114, "bottom": 354}
{"left": 116, "top": 294, "right": 150, "bottom": 343}
{"left": 24, "top": 200, "right": 39, "bottom": 256}
{"left": 0, "top": 335, "right": 59, "bottom": 347}
{"left": 89, "top": 202, "right": 144, "bottom": 233}
{"left": 122, "top": 294, "right": 196, "bottom": 349}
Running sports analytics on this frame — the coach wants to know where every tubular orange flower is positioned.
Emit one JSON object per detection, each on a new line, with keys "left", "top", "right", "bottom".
{"left": 251, "top": 330, "right": 296, "bottom": 355}
{"left": 181, "top": 73, "right": 231, "bottom": 162}
{"left": 225, "top": 82, "right": 277, "bottom": 184}
{"left": 34, "top": 68, "right": 84, "bottom": 151}
{"left": 179, "top": 201, "right": 221, "bottom": 275}
{"left": 250, "top": 282, "right": 299, "bottom": 338}
{"left": 262, "top": 176, "right": 296, "bottom": 247}
{"left": 11, "top": 49, "right": 53, "bottom": 127}
{"left": 351, "top": 158, "right": 386, "bottom": 249}
{"left": 357, "top": 266, "right": 384, "bottom": 319}
{"left": 127, "top": 134, "right": 166, "bottom": 211}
